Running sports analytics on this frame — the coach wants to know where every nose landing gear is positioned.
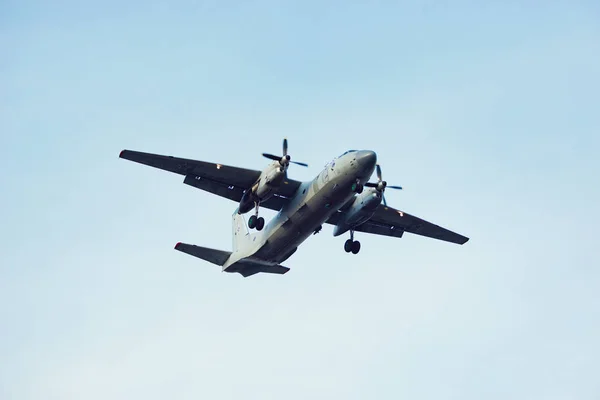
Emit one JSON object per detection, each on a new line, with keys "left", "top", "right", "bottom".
{"left": 351, "top": 179, "right": 364, "bottom": 194}
{"left": 344, "top": 230, "right": 361, "bottom": 254}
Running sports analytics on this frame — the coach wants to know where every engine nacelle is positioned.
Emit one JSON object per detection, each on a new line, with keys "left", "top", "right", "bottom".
{"left": 255, "top": 167, "right": 285, "bottom": 199}
{"left": 345, "top": 190, "right": 381, "bottom": 224}
{"left": 238, "top": 190, "right": 255, "bottom": 214}
{"left": 237, "top": 163, "right": 286, "bottom": 214}
{"left": 333, "top": 189, "right": 382, "bottom": 236}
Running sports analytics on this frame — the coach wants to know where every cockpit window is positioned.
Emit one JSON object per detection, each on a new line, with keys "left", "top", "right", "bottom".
{"left": 339, "top": 150, "right": 357, "bottom": 157}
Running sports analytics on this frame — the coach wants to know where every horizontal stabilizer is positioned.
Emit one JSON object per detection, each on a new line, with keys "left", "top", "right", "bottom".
{"left": 227, "top": 260, "right": 290, "bottom": 278}
{"left": 174, "top": 243, "right": 231, "bottom": 266}
{"left": 174, "top": 242, "right": 290, "bottom": 277}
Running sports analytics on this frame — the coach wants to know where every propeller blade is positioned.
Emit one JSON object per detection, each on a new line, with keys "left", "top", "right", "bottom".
{"left": 264, "top": 139, "right": 306, "bottom": 167}
{"left": 387, "top": 185, "right": 403, "bottom": 190}
{"left": 262, "top": 153, "right": 280, "bottom": 161}
{"left": 376, "top": 164, "right": 382, "bottom": 181}
{"left": 383, "top": 193, "right": 387, "bottom": 207}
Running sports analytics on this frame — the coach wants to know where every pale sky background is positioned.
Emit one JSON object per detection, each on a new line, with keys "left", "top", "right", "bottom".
{"left": 2, "top": 1, "right": 600, "bottom": 399}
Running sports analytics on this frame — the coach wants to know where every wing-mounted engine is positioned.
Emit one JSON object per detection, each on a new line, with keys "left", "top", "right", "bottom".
{"left": 332, "top": 189, "right": 381, "bottom": 236}
{"left": 238, "top": 163, "right": 286, "bottom": 214}
{"left": 255, "top": 163, "right": 286, "bottom": 197}
{"left": 238, "top": 138, "right": 308, "bottom": 231}
{"left": 238, "top": 163, "right": 286, "bottom": 213}
{"left": 333, "top": 164, "right": 402, "bottom": 237}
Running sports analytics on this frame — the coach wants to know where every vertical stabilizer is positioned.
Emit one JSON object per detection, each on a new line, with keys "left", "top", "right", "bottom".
{"left": 232, "top": 208, "right": 250, "bottom": 253}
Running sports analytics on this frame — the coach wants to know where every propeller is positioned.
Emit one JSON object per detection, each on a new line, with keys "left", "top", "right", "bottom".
{"left": 262, "top": 138, "right": 308, "bottom": 169}
{"left": 365, "top": 164, "right": 402, "bottom": 206}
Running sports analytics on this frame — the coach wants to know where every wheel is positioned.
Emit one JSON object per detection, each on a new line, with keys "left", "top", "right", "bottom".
{"left": 256, "top": 217, "right": 265, "bottom": 231}
{"left": 344, "top": 239, "right": 353, "bottom": 253}
{"left": 351, "top": 240, "right": 361, "bottom": 254}
{"left": 248, "top": 215, "right": 257, "bottom": 229}
{"left": 356, "top": 184, "right": 363, "bottom": 194}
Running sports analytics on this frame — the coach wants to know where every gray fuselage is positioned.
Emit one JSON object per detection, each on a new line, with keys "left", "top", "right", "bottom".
{"left": 223, "top": 150, "right": 377, "bottom": 270}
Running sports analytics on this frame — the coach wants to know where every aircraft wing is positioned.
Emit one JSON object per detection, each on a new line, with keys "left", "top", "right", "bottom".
{"left": 119, "top": 150, "right": 301, "bottom": 211}
{"left": 327, "top": 204, "right": 469, "bottom": 245}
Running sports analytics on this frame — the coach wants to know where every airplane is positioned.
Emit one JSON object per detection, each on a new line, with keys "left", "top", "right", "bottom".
{"left": 119, "top": 139, "right": 469, "bottom": 277}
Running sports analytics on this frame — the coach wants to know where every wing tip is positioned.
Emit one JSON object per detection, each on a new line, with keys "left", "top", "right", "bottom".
{"left": 119, "top": 149, "right": 127, "bottom": 158}
{"left": 174, "top": 242, "right": 183, "bottom": 249}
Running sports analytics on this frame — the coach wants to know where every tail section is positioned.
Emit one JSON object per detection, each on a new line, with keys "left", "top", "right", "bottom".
{"left": 225, "top": 259, "right": 290, "bottom": 277}
{"left": 232, "top": 207, "right": 251, "bottom": 253}
{"left": 174, "top": 243, "right": 231, "bottom": 265}
{"left": 173, "top": 208, "right": 289, "bottom": 278}
{"left": 174, "top": 242, "right": 289, "bottom": 277}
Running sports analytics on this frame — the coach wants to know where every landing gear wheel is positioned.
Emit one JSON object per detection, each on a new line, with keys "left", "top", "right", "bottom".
{"left": 344, "top": 239, "right": 353, "bottom": 253}
{"left": 351, "top": 181, "right": 363, "bottom": 193}
{"left": 248, "top": 215, "right": 257, "bottom": 229}
{"left": 351, "top": 240, "right": 361, "bottom": 254}
{"left": 344, "top": 230, "right": 360, "bottom": 254}
{"left": 256, "top": 217, "right": 265, "bottom": 231}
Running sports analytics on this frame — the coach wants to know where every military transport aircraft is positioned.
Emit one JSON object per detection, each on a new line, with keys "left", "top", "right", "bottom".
{"left": 119, "top": 139, "right": 468, "bottom": 277}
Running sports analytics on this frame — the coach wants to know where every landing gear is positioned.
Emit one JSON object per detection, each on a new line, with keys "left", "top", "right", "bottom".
{"left": 351, "top": 179, "right": 363, "bottom": 194}
{"left": 248, "top": 215, "right": 265, "bottom": 231}
{"left": 344, "top": 239, "right": 353, "bottom": 252}
{"left": 248, "top": 202, "right": 265, "bottom": 231}
{"left": 344, "top": 230, "right": 361, "bottom": 254}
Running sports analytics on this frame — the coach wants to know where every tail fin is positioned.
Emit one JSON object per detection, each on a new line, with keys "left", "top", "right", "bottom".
{"left": 232, "top": 207, "right": 250, "bottom": 252}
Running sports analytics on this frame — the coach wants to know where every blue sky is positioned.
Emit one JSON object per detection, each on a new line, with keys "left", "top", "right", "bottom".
{"left": 2, "top": 1, "right": 599, "bottom": 399}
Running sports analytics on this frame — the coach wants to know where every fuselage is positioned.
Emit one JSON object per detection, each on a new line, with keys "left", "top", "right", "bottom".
{"left": 223, "top": 150, "right": 377, "bottom": 269}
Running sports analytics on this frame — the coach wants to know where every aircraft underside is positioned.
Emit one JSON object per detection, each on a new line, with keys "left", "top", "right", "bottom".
{"left": 119, "top": 139, "right": 469, "bottom": 277}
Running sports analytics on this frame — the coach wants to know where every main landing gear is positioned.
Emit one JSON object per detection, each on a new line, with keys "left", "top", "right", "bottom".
{"left": 248, "top": 215, "right": 264, "bottom": 230}
{"left": 248, "top": 202, "right": 265, "bottom": 231}
{"left": 344, "top": 230, "right": 361, "bottom": 254}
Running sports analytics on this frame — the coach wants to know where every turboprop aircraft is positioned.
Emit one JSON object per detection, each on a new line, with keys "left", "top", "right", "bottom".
{"left": 119, "top": 139, "right": 469, "bottom": 277}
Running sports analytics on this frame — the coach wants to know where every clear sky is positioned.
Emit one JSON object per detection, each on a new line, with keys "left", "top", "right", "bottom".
{"left": 2, "top": 1, "right": 599, "bottom": 399}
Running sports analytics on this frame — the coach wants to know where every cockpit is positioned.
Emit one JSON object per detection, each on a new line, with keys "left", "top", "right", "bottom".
{"left": 339, "top": 150, "right": 357, "bottom": 157}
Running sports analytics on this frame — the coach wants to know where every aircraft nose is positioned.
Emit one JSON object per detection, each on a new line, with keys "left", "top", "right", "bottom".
{"left": 355, "top": 150, "right": 377, "bottom": 171}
